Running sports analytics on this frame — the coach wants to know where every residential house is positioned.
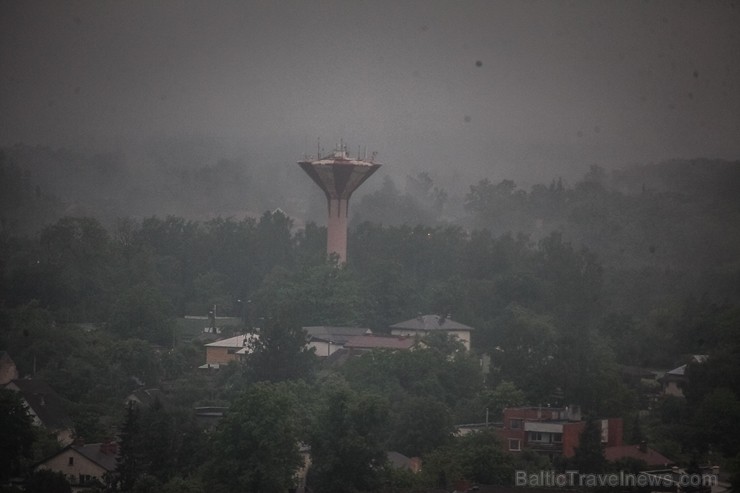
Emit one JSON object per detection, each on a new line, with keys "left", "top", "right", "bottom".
{"left": 0, "top": 351, "right": 19, "bottom": 385}
{"left": 201, "top": 333, "right": 259, "bottom": 369}
{"left": 660, "top": 365, "right": 688, "bottom": 397}
{"left": 387, "top": 451, "right": 422, "bottom": 473}
{"left": 4, "top": 378, "right": 75, "bottom": 445}
{"left": 660, "top": 355, "right": 709, "bottom": 398}
{"left": 176, "top": 315, "right": 244, "bottom": 343}
{"left": 304, "top": 326, "right": 372, "bottom": 357}
{"left": 35, "top": 440, "right": 118, "bottom": 492}
{"left": 123, "top": 388, "right": 164, "bottom": 409}
{"left": 389, "top": 314, "right": 474, "bottom": 350}
{"left": 498, "top": 406, "right": 623, "bottom": 458}
{"left": 617, "top": 364, "right": 660, "bottom": 387}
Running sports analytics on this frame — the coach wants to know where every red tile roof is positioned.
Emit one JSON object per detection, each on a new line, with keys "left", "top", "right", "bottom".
{"left": 344, "top": 335, "right": 416, "bottom": 350}
{"left": 605, "top": 444, "right": 674, "bottom": 467}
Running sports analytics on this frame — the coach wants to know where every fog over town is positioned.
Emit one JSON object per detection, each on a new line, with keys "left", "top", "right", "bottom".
{"left": 1, "top": 2, "right": 739, "bottom": 493}
{"left": 2, "top": 1, "right": 739, "bottom": 212}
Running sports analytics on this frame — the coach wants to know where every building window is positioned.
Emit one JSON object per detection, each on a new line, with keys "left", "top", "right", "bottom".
{"left": 529, "top": 431, "right": 544, "bottom": 442}
{"left": 509, "top": 439, "right": 521, "bottom": 451}
{"left": 68, "top": 456, "right": 74, "bottom": 466}
{"left": 510, "top": 418, "right": 523, "bottom": 429}
{"left": 553, "top": 433, "right": 563, "bottom": 443}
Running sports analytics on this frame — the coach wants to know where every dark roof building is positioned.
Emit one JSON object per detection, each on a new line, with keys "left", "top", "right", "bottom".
{"left": 304, "top": 326, "right": 370, "bottom": 344}
{"left": 4, "top": 378, "right": 74, "bottom": 445}
{"left": 123, "top": 388, "right": 165, "bottom": 409}
{"left": 344, "top": 334, "right": 417, "bottom": 352}
{"left": 390, "top": 314, "right": 474, "bottom": 332}
{"left": 304, "top": 326, "right": 371, "bottom": 357}
{"left": 660, "top": 354, "right": 708, "bottom": 398}
{"left": 390, "top": 314, "right": 475, "bottom": 350}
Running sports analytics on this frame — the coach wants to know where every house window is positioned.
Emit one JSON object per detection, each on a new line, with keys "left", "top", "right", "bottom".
{"left": 509, "top": 439, "right": 521, "bottom": 451}
{"left": 227, "top": 348, "right": 238, "bottom": 354}
{"left": 68, "top": 456, "right": 74, "bottom": 466}
{"left": 510, "top": 418, "right": 523, "bottom": 429}
{"left": 553, "top": 433, "right": 563, "bottom": 443}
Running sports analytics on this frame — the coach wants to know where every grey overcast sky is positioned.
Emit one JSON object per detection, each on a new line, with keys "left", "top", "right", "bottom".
{"left": 1, "top": 0, "right": 739, "bottom": 186}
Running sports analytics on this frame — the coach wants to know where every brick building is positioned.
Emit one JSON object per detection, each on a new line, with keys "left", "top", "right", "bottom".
{"left": 201, "top": 333, "right": 259, "bottom": 369}
{"left": 498, "top": 406, "right": 623, "bottom": 458}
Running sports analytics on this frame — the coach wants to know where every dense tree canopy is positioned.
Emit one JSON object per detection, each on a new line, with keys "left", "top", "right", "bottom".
{"left": 307, "top": 382, "right": 389, "bottom": 493}
{"left": 206, "top": 382, "right": 305, "bottom": 493}
{"left": 0, "top": 389, "right": 35, "bottom": 480}
{"left": 1, "top": 154, "right": 739, "bottom": 491}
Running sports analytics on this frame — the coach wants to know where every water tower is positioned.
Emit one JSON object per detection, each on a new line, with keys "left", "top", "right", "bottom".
{"left": 298, "top": 143, "right": 381, "bottom": 263}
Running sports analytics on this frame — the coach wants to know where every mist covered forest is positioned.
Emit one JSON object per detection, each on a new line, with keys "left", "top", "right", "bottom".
{"left": 2, "top": 143, "right": 740, "bottom": 492}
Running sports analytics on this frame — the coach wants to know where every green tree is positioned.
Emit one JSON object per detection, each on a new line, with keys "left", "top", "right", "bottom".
{"left": 206, "top": 382, "right": 304, "bottom": 493}
{"left": 342, "top": 346, "right": 483, "bottom": 410}
{"left": 24, "top": 469, "right": 71, "bottom": 493}
{"left": 308, "top": 384, "right": 389, "bottom": 493}
{"left": 422, "top": 429, "right": 515, "bottom": 489}
{"left": 389, "top": 395, "right": 454, "bottom": 457}
{"left": 727, "top": 452, "right": 740, "bottom": 493}
{"left": 571, "top": 418, "right": 607, "bottom": 473}
{"left": 131, "top": 474, "right": 162, "bottom": 493}
{"left": 108, "top": 284, "right": 175, "bottom": 345}
{"left": 351, "top": 175, "right": 436, "bottom": 227}
{"left": 117, "top": 403, "right": 143, "bottom": 491}
{"left": 420, "top": 330, "right": 466, "bottom": 356}
{"left": 244, "top": 318, "right": 317, "bottom": 383}
{"left": 0, "top": 389, "right": 35, "bottom": 480}
{"left": 473, "top": 380, "right": 527, "bottom": 422}
{"left": 116, "top": 398, "right": 208, "bottom": 489}
{"left": 693, "top": 388, "right": 740, "bottom": 457}
{"left": 106, "top": 339, "right": 161, "bottom": 390}
{"left": 138, "top": 399, "right": 177, "bottom": 483}
{"left": 253, "top": 262, "right": 369, "bottom": 327}
{"left": 493, "top": 304, "right": 559, "bottom": 402}
{"left": 464, "top": 178, "right": 527, "bottom": 232}
{"left": 160, "top": 476, "right": 205, "bottom": 493}
{"left": 35, "top": 216, "right": 115, "bottom": 321}
{"left": 252, "top": 210, "right": 295, "bottom": 278}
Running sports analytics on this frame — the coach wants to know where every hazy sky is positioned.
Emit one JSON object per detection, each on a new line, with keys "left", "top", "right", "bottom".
{"left": 1, "top": 0, "right": 739, "bottom": 186}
